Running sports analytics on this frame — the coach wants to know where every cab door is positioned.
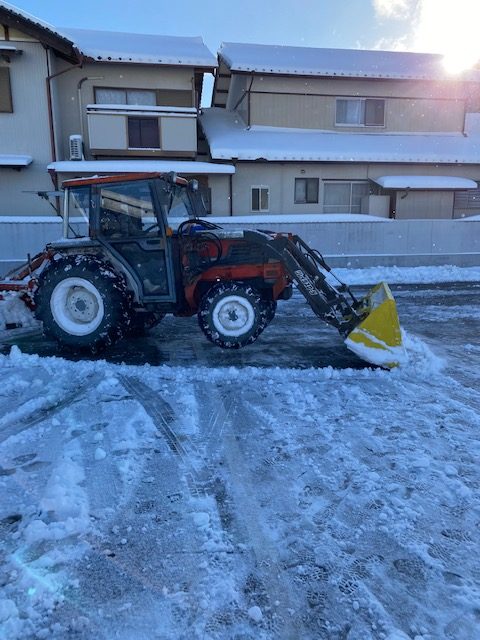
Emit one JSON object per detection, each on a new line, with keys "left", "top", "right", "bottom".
{"left": 95, "top": 178, "right": 176, "bottom": 303}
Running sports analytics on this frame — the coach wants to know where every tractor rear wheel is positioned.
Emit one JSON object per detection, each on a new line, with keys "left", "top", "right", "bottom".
{"left": 198, "top": 282, "right": 269, "bottom": 349}
{"left": 34, "top": 255, "right": 131, "bottom": 352}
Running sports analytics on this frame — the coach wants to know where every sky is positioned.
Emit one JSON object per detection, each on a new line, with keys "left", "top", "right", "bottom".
{"left": 6, "top": 0, "right": 480, "bottom": 67}
{"left": 5, "top": 0, "right": 480, "bottom": 102}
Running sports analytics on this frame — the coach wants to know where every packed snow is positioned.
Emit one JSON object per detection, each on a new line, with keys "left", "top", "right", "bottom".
{"left": 0, "top": 278, "right": 479, "bottom": 639}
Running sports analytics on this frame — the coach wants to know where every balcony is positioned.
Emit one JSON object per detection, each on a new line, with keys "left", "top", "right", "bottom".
{"left": 86, "top": 104, "right": 198, "bottom": 157}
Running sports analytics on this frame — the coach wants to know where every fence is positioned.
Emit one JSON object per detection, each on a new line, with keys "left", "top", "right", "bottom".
{"left": 1, "top": 216, "right": 479, "bottom": 276}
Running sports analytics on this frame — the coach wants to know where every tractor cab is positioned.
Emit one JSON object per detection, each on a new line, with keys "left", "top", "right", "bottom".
{"left": 61, "top": 172, "right": 204, "bottom": 303}
{"left": 62, "top": 172, "right": 205, "bottom": 240}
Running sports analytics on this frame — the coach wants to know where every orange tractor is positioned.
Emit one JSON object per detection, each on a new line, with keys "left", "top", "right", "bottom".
{"left": 0, "top": 172, "right": 404, "bottom": 368}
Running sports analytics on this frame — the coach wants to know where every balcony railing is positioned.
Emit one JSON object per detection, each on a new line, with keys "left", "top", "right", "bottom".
{"left": 86, "top": 103, "right": 198, "bottom": 156}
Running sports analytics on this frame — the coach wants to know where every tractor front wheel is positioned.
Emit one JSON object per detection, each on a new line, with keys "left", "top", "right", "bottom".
{"left": 34, "top": 255, "right": 131, "bottom": 352}
{"left": 198, "top": 282, "right": 269, "bottom": 349}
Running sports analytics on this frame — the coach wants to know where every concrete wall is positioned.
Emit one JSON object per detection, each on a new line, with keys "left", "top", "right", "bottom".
{"left": 1, "top": 217, "right": 479, "bottom": 275}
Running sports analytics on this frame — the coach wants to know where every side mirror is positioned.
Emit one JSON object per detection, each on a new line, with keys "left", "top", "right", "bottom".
{"left": 189, "top": 179, "right": 199, "bottom": 192}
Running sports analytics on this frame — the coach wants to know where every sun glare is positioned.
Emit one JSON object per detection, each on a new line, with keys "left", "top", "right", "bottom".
{"left": 411, "top": 0, "right": 480, "bottom": 74}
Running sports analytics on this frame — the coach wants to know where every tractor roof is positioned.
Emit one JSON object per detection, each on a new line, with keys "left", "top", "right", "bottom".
{"left": 62, "top": 173, "right": 189, "bottom": 188}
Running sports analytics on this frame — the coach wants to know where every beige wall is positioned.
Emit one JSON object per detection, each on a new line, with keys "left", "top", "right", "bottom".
{"left": 0, "top": 36, "right": 55, "bottom": 215}
{"left": 213, "top": 161, "right": 480, "bottom": 219}
{"left": 225, "top": 74, "right": 471, "bottom": 133}
{"left": 51, "top": 59, "right": 196, "bottom": 160}
{"left": 394, "top": 191, "right": 454, "bottom": 220}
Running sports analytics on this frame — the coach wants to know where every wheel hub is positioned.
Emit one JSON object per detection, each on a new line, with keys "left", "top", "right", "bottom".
{"left": 216, "top": 298, "right": 253, "bottom": 334}
{"left": 67, "top": 288, "right": 99, "bottom": 323}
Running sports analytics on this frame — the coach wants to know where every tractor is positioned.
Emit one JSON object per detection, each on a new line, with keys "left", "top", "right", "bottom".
{"left": 0, "top": 172, "right": 404, "bottom": 368}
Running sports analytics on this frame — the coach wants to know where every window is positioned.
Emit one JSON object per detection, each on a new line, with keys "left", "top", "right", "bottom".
{"left": 0, "top": 67, "right": 13, "bottom": 112}
{"left": 95, "top": 87, "right": 157, "bottom": 106}
{"left": 295, "top": 178, "right": 319, "bottom": 204}
{"left": 251, "top": 186, "right": 269, "bottom": 212}
{"left": 99, "top": 179, "right": 157, "bottom": 237}
{"left": 128, "top": 117, "right": 160, "bottom": 148}
{"left": 336, "top": 98, "right": 385, "bottom": 127}
{"left": 94, "top": 87, "right": 194, "bottom": 108}
{"left": 323, "top": 181, "right": 370, "bottom": 214}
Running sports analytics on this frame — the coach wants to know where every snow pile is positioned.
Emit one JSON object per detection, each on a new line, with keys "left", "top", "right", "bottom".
{"left": 332, "top": 264, "right": 480, "bottom": 285}
{"left": 0, "top": 293, "right": 37, "bottom": 331}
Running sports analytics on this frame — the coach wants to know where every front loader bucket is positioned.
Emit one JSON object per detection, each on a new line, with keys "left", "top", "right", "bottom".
{"left": 344, "top": 282, "right": 406, "bottom": 369}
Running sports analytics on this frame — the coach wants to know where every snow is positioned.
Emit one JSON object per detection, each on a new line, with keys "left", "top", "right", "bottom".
{"left": 0, "top": 3, "right": 216, "bottom": 68}
{"left": 0, "top": 279, "right": 479, "bottom": 638}
{"left": 373, "top": 176, "right": 478, "bottom": 190}
{"left": 200, "top": 108, "right": 480, "bottom": 164}
{"left": 219, "top": 42, "right": 480, "bottom": 81}
{"left": 87, "top": 103, "right": 197, "bottom": 114}
{"left": 0, "top": 155, "right": 33, "bottom": 167}
{"left": 0, "top": 2, "right": 70, "bottom": 44}
{"left": 60, "top": 27, "right": 217, "bottom": 68}
{"left": 173, "top": 213, "right": 389, "bottom": 224}
{"left": 48, "top": 160, "right": 235, "bottom": 175}
{"left": 332, "top": 264, "right": 480, "bottom": 285}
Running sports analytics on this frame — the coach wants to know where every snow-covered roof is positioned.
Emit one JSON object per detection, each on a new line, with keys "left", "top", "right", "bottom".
{"left": 219, "top": 42, "right": 480, "bottom": 82}
{"left": 0, "top": 3, "right": 216, "bottom": 68}
{"left": 0, "top": 1, "right": 70, "bottom": 43}
{"left": 200, "top": 108, "right": 480, "bottom": 165}
{"left": 48, "top": 160, "right": 234, "bottom": 175}
{"left": 0, "top": 154, "right": 32, "bottom": 167}
{"left": 60, "top": 27, "right": 217, "bottom": 67}
{"left": 373, "top": 176, "right": 478, "bottom": 190}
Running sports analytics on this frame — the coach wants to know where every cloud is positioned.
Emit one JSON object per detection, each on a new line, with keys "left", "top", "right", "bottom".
{"left": 372, "top": 0, "right": 413, "bottom": 19}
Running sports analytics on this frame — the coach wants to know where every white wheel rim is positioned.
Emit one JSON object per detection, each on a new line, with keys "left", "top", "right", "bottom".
{"left": 50, "top": 277, "right": 105, "bottom": 336}
{"left": 212, "top": 295, "right": 255, "bottom": 337}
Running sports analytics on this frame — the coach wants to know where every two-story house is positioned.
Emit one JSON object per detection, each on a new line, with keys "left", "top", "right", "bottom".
{"left": 200, "top": 43, "right": 480, "bottom": 218}
{"left": 0, "top": 2, "right": 233, "bottom": 218}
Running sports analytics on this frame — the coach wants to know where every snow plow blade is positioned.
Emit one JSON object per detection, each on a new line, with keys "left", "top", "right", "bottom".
{"left": 344, "top": 282, "right": 405, "bottom": 369}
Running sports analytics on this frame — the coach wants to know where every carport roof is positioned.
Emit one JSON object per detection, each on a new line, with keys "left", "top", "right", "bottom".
{"left": 200, "top": 108, "right": 480, "bottom": 165}
{"left": 372, "top": 176, "right": 479, "bottom": 190}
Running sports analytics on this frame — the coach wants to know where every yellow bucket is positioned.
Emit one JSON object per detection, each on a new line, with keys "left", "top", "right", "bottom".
{"left": 344, "top": 282, "right": 406, "bottom": 368}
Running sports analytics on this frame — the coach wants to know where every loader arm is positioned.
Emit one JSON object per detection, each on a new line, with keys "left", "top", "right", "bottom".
{"left": 243, "top": 230, "right": 405, "bottom": 369}
{"left": 243, "top": 230, "right": 361, "bottom": 335}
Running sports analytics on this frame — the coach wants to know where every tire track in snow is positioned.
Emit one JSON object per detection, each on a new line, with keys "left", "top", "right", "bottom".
{"left": 193, "top": 380, "right": 303, "bottom": 639}
{"left": 0, "top": 373, "right": 104, "bottom": 443}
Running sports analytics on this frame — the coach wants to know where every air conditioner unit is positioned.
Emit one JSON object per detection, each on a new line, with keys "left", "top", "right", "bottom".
{"left": 69, "top": 134, "right": 84, "bottom": 161}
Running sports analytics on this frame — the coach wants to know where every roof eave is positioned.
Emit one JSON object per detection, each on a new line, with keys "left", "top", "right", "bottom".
{"left": 0, "top": 7, "right": 78, "bottom": 61}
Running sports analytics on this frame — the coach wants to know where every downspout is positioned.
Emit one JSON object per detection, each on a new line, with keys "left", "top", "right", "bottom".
{"left": 45, "top": 49, "right": 84, "bottom": 211}
{"left": 229, "top": 172, "right": 233, "bottom": 216}
{"left": 45, "top": 50, "right": 84, "bottom": 165}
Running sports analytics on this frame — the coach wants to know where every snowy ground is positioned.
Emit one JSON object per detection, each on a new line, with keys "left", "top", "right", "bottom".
{"left": 0, "top": 280, "right": 479, "bottom": 639}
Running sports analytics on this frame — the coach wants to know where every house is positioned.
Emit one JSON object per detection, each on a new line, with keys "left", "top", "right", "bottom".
{"left": 200, "top": 42, "right": 480, "bottom": 219}
{"left": 0, "top": 2, "right": 233, "bottom": 218}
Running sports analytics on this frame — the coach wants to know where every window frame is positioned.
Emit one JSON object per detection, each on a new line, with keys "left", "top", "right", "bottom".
{"left": 323, "top": 180, "right": 370, "bottom": 214}
{"left": 127, "top": 116, "right": 161, "bottom": 149}
{"left": 251, "top": 185, "right": 270, "bottom": 212}
{"left": 94, "top": 87, "right": 158, "bottom": 107}
{"left": 294, "top": 177, "right": 319, "bottom": 204}
{"left": 0, "top": 67, "right": 13, "bottom": 113}
{"left": 335, "top": 98, "right": 385, "bottom": 128}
